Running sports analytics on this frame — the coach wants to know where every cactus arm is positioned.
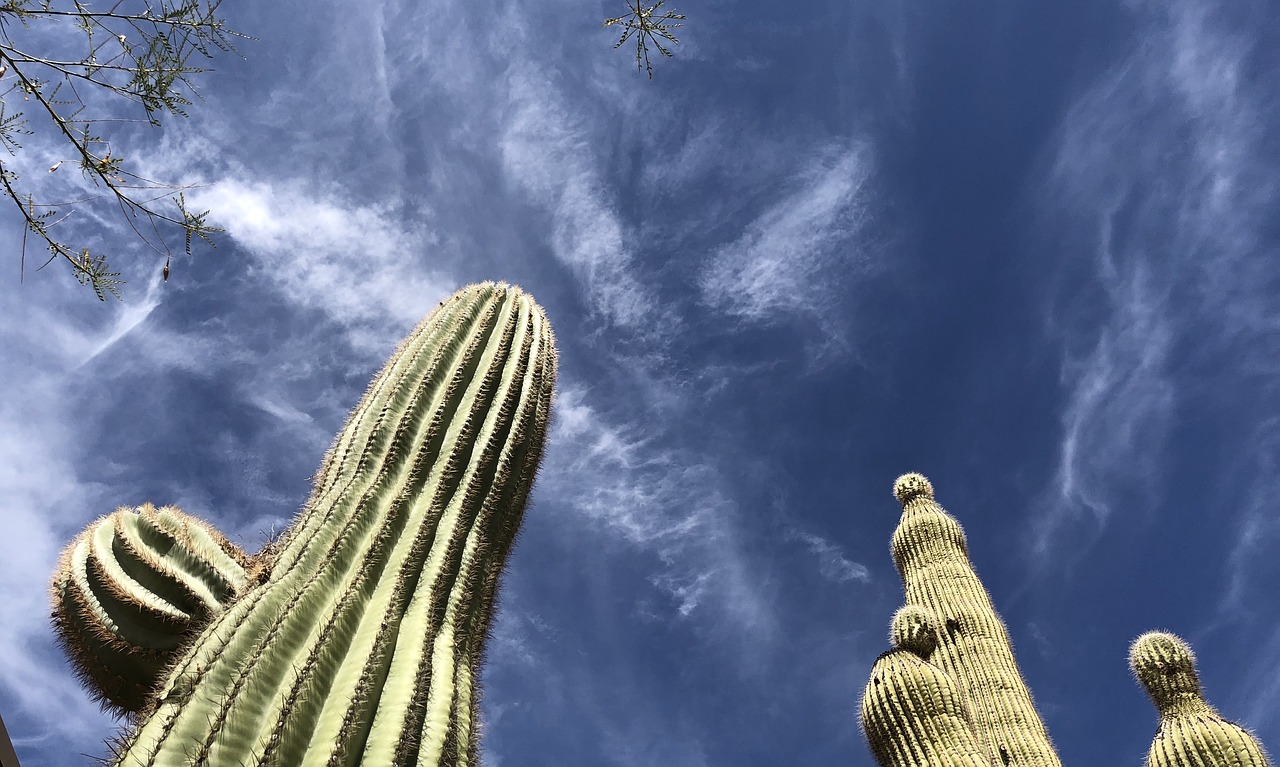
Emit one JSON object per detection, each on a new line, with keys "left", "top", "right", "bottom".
{"left": 50, "top": 504, "right": 250, "bottom": 714}
{"left": 861, "top": 605, "right": 993, "bottom": 767}
{"left": 112, "top": 282, "right": 557, "bottom": 767}
{"left": 1131, "top": 632, "right": 1272, "bottom": 767}
{"left": 889, "top": 474, "right": 1060, "bottom": 767}
{"left": 112, "top": 508, "right": 228, "bottom": 617}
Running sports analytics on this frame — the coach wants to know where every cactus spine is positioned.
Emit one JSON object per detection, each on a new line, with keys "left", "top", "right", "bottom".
{"left": 49, "top": 503, "right": 251, "bottom": 713}
{"left": 105, "top": 282, "right": 556, "bottom": 767}
{"left": 889, "top": 473, "right": 1059, "bottom": 767}
{"left": 1131, "top": 632, "right": 1271, "bottom": 767}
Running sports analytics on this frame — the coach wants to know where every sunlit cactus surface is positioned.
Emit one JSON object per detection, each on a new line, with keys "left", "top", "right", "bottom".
{"left": 1131, "top": 631, "right": 1271, "bottom": 767}
{"left": 50, "top": 282, "right": 557, "bottom": 767}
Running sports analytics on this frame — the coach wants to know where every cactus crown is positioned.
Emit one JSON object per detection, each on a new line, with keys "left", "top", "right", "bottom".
{"left": 893, "top": 473, "right": 935, "bottom": 505}
{"left": 1130, "top": 631, "right": 1204, "bottom": 713}
{"left": 889, "top": 605, "right": 937, "bottom": 659}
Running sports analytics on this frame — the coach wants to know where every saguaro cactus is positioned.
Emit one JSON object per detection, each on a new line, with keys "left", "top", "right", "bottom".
{"left": 97, "top": 282, "right": 557, "bottom": 766}
{"left": 1131, "top": 632, "right": 1270, "bottom": 767}
{"left": 861, "top": 473, "right": 1272, "bottom": 767}
{"left": 889, "top": 473, "right": 1059, "bottom": 767}
{"left": 49, "top": 503, "right": 251, "bottom": 713}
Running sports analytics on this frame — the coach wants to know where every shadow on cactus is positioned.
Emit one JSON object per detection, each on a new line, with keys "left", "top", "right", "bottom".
{"left": 859, "top": 473, "right": 1272, "bottom": 767}
{"left": 50, "top": 282, "right": 558, "bottom": 766}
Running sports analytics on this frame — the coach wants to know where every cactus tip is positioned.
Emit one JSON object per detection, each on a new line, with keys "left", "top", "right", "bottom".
{"left": 890, "top": 604, "right": 938, "bottom": 658}
{"left": 1130, "top": 631, "right": 1202, "bottom": 707}
{"left": 893, "top": 473, "right": 934, "bottom": 505}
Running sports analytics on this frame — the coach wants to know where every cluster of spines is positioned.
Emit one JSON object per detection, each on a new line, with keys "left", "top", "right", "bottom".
{"left": 49, "top": 503, "right": 250, "bottom": 713}
{"left": 108, "top": 282, "right": 556, "bottom": 767}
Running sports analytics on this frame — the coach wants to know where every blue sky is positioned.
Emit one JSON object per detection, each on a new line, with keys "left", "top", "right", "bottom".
{"left": 2, "top": 0, "right": 1279, "bottom": 765}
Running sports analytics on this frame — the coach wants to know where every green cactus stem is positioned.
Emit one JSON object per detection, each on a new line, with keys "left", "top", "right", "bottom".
{"left": 861, "top": 605, "right": 991, "bottom": 767}
{"left": 1131, "top": 632, "right": 1271, "bottom": 767}
{"left": 110, "top": 282, "right": 557, "bottom": 767}
{"left": 889, "top": 473, "right": 1059, "bottom": 767}
{"left": 50, "top": 503, "right": 251, "bottom": 713}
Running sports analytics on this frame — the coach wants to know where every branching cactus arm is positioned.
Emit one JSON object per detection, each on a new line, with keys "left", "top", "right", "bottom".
{"left": 861, "top": 605, "right": 993, "bottom": 767}
{"left": 49, "top": 503, "right": 250, "bottom": 713}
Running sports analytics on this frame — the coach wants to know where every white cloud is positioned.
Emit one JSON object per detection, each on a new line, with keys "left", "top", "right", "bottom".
{"left": 1239, "top": 622, "right": 1280, "bottom": 733}
{"left": 785, "top": 529, "right": 870, "bottom": 584}
{"left": 1034, "top": 261, "right": 1175, "bottom": 553}
{"left": 0, "top": 279, "right": 157, "bottom": 761}
{"left": 188, "top": 177, "right": 452, "bottom": 349}
{"left": 542, "top": 387, "right": 773, "bottom": 634}
{"left": 1035, "top": 0, "right": 1278, "bottom": 556}
{"left": 699, "top": 144, "right": 876, "bottom": 335}
{"left": 498, "top": 70, "right": 661, "bottom": 332}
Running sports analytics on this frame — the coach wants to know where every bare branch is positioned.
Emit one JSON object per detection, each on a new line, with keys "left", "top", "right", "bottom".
{"left": 0, "top": 0, "right": 242, "bottom": 299}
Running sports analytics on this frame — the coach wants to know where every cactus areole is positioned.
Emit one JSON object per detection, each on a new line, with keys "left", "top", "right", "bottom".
{"left": 110, "top": 282, "right": 558, "bottom": 767}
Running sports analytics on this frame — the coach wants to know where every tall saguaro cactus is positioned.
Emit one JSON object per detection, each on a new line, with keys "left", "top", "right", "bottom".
{"left": 99, "top": 282, "right": 557, "bottom": 767}
{"left": 888, "top": 473, "right": 1059, "bottom": 767}
{"left": 861, "top": 473, "right": 1272, "bottom": 767}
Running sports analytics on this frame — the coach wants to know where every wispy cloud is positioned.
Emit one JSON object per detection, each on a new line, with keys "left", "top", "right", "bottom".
{"left": 1034, "top": 259, "right": 1175, "bottom": 553}
{"left": 542, "top": 387, "right": 774, "bottom": 634}
{"left": 0, "top": 279, "right": 159, "bottom": 762}
{"left": 189, "top": 177, "right": 451, "bottom": 348}
{"left": 1238, "top": 620, "right": 1280, "bottom": 733}
{"left": 1034, "top": 0, "right": 1278, "bottom": 557}
{"left": 699, "top": 143, "right": 876, "bottom": 338}
{"left": 498, "top": 69, "right": 663, "bottom": 332}
{"left": 785, "top": 528, "right": 870, "bottom": 584}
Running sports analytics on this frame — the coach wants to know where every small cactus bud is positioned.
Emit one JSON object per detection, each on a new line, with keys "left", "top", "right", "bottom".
{"left": 893, "top": 473, "right": 935, "bottom": 505}
{"left": 889, "top": 605, "right": 938, "bottom": 659}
